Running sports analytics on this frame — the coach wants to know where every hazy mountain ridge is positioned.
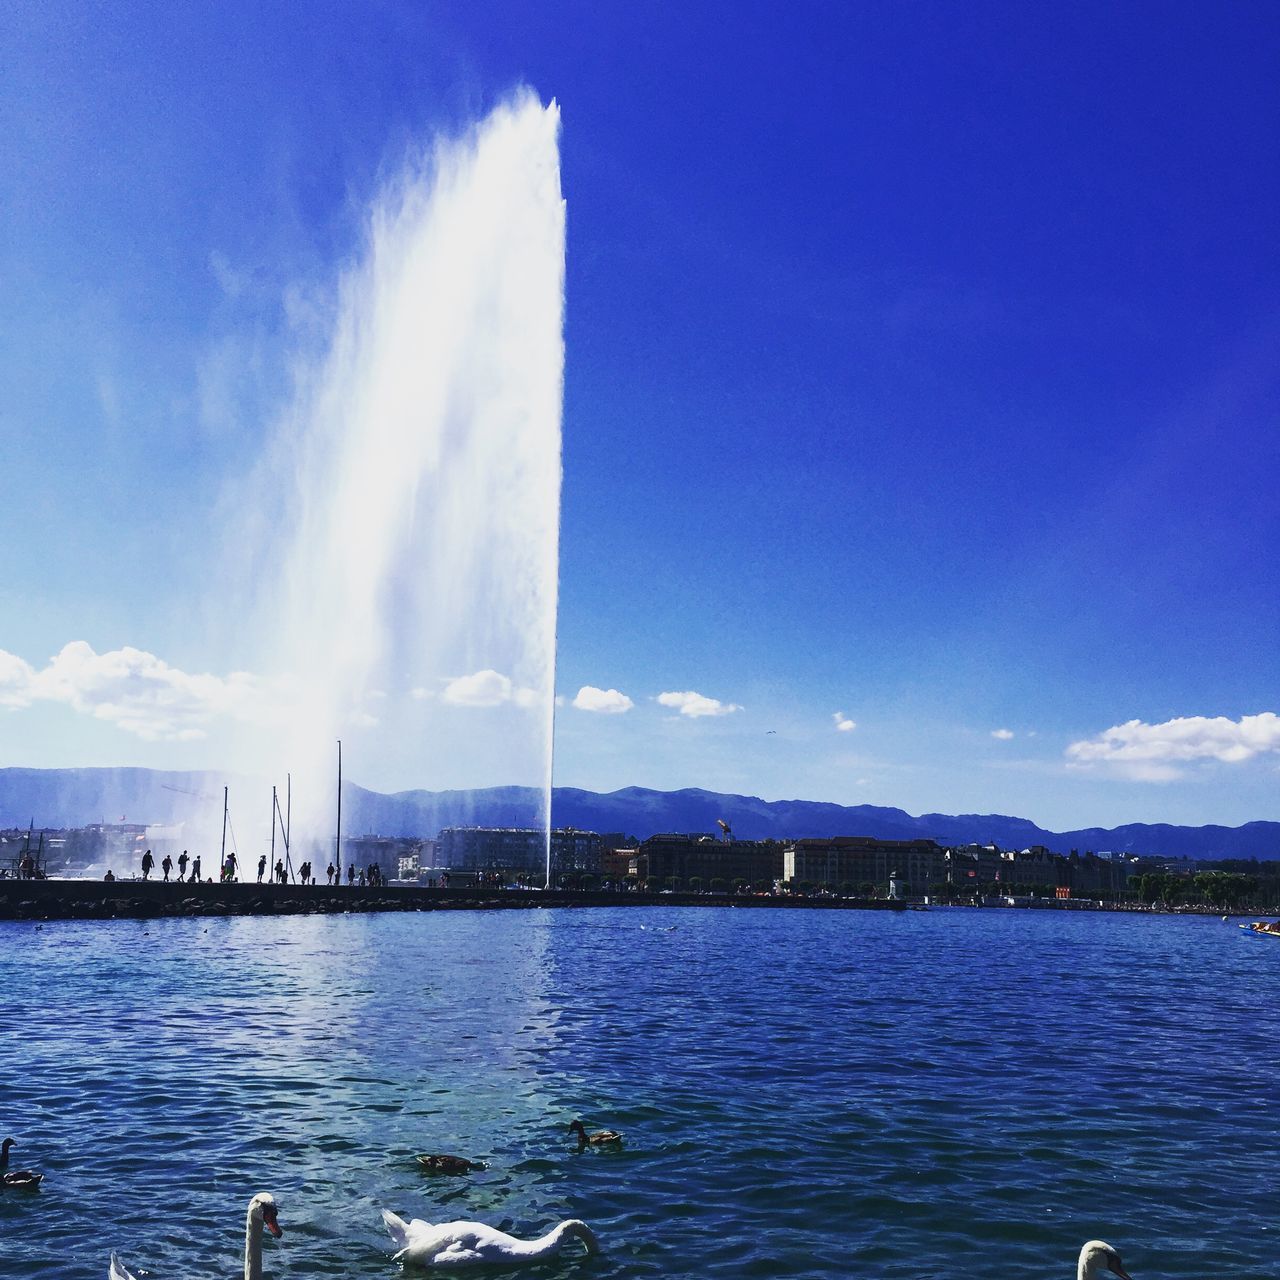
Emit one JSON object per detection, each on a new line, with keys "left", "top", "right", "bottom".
{"left": 1, "top": 768, "right": 1276, "bottom": 859}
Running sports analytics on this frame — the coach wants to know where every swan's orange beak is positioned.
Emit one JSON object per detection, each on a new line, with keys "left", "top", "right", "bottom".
{"left": 263, "top": 1206, "right": 283, "bottom": 1238}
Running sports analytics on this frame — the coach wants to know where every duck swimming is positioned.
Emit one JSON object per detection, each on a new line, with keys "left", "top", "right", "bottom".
{"left": 569, "top": 1120, "right": 622, "bottom": 1147}
{"left": 416, "top": 1154, "right": 486, "bottom": 1174}
{"left": 383, "top": 1209, "right": 598, "bottom": 1269}
{"left": 0, "top": 1137, "right": 43, "bottom": 1189}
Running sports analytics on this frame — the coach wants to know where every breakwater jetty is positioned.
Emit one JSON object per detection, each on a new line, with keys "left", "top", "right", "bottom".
{"left": 0, "top": 878, "right": 911, "bottom": 922}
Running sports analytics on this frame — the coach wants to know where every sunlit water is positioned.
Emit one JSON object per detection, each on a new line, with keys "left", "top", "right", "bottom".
{"left": 2, "top": 908, "right": 1276, "bottom": 1279}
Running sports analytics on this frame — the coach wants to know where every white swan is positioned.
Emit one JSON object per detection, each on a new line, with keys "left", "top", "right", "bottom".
{"left": 109, "top": 1192, "right": 283, "bottom": 1280}
{"left": 1078, "top": 1240, "right": 1132, "bottom": 1280}
{"left": 382, "top": 1209, "right": 599, "bottom": 1269}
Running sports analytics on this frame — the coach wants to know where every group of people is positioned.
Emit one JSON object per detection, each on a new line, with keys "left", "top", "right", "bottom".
{"left": 135, "top": 848, "right": 387, "bottom": 887}
{"left": 139, "top": 848, "right": 202, "bottom": 883}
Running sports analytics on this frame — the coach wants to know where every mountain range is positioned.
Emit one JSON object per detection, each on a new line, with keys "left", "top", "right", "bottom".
{"left": 1, "top": 767, "right": 1276, "bottom": 860}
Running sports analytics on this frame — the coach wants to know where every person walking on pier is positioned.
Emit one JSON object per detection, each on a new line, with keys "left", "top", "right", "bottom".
{"left": 222, "top": 852, "right": 238, "bottom": 882}
{"left": 300, "top": 860, "right": 312, "bottom": 885}
{"left": 178, "top": 850, "right": 189, "bottom": 880}
{"left": 190, "top": 855, "right": 201, "bottom": 883}
{"left": 347, "top": 864, "right": 356, "bottom": 886}
{"left": 141, "top": 849, "right": 154, "bottom": 880}
{"left": 326, "top": 862, "right": 335, "bottom": 885}
{"left": 161, "top": 854, "right": 172, "bottom": 882}
{"left": 274, "top": 858, "right": 286, "bottom": 884}
{"left": 257, "top": 854, "right": 267, "bottom": 884}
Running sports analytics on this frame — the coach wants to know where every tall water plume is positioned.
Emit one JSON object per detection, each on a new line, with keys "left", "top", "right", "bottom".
{"left": 228, "top": 92, "right": 564, "bottom": 876}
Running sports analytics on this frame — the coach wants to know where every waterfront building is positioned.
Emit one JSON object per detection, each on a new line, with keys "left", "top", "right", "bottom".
{"left": 785, "top": 837, "right": 946, "bottom": 894}
{"left": 437, "top": 826, "right": 545, "bottom": 874}
{"left": 635, "top": 833, "right": 782, "bottom": 887}
{"left": 600, "top": 846, "right": 637, "bottom": 881}
{"left": 343, "top": 834, "right": 427, "bottom": 882}
{"left": 551, "top": 828, "right": 604, "bottom": 876}
{"left": 434, "top": 826, "right": 604, "bottom": 878}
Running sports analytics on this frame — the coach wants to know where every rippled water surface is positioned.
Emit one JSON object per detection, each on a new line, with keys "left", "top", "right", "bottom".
{"left": 2, "top": 907, "right": 1277, "bottom": 1278}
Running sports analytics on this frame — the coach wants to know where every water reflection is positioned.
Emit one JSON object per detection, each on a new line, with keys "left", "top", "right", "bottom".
{"left": 2, "top": 908, "right": 1278, "bottom": 1280}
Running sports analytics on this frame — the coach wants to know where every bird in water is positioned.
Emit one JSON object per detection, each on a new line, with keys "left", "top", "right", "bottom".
{"left": 1078, "top": 1240, "right": 1132, "bottom": 1280}
{"left": 0, "top": 1137, "right": 43, "bottom": 1189}
{"left": 416, "top": 1153, "right": 486, "bottom": 1174}
{"left": 382, "top": 1209, "right": 598, "bottom": 1269}
{"left": 569, "top": 1120, "right": 622, "bottom": 1147}
{"left": 109, "top": 1191, "right": 283, "bottom": 1280}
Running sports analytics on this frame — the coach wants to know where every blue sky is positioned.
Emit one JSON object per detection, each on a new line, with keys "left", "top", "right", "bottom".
{"left": 1, "top": 1, "right": 1277, "bottom": 830}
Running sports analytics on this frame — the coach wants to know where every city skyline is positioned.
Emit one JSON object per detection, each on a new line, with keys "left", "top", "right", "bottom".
{"left": 2, "top": 2, "right": 1277, "bottom": 830}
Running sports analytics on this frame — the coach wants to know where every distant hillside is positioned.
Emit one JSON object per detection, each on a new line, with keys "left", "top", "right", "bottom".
{"left": 1, "top": 768, "right": 1277, "bottom": 859}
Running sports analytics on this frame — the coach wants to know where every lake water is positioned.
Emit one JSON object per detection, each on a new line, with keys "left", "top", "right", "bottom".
{"left": 1, "top": 906, "right": 1276, "bottom": 1279}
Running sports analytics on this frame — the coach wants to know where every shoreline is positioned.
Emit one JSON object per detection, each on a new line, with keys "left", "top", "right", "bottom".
{"left": 0, "top": 878, "right": 910, "bottom": 921}
{"left": 0, "top": 878, "right": 1269, "bottom": 922}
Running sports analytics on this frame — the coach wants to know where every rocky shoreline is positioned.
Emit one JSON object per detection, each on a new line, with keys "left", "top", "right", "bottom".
{"left": 0, "top": 878, "right": 910, "bottom": 921}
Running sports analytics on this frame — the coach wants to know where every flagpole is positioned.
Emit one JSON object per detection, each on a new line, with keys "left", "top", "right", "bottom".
{"left": 335, "top": 739, "right": 343, "bottom": 886}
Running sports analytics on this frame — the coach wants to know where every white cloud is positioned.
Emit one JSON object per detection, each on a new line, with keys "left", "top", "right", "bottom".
{"left": 0, "top": 641, "right": 270, "bottom": 741}
{"left": 573, "top": 686, "right": 634, "bottom": 714}
{"left": 657, "top": 690, "right": 742, "bottom": 718}
{"left": 439, "top": 669, "right": 540, "bottom": 709}
{"left": 833, "top": 712, "right": 856, "bottom": 732}
{"left": 410, "top": 686, "right": 432, "bottom": 700}
{"left": 440, "top": 669, "right": 513, "bottom": 707}
{"left": 1066, "top": 712, "right": 1280, "bottom": 782}
{"left": 991, "top": 728, "right": 1015, "bottom": 740}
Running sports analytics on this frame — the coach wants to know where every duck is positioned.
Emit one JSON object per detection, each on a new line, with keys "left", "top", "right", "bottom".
{"left": 109, "top": 1192, "right": 283, "bottom": 1280}
{"left": 382, "top": 1210, "right": 598, "bottom": 1269}
{"left": 0, "top": 1137, "right": 43, "bottom": 1189}
{"left": 569, "top": 1119, "right": 622, "bottom": 1147}
{"left": 1078, "top": 1240, "right": 1133, "bottom": 1280}
{"left": 416, "top": 1153, "right": 486, "bottom": 1174}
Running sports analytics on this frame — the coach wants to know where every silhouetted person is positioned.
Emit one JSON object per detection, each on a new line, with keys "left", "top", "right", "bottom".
{"left": 274, "top": 858, "right": 285, "bottom": 884}
{"left": 222, "top": 852, "right": 238, "bottom": 882}
{"left": 190, "top": 855, "right": 201, "bottom": 883}
{"left": 161, "top": 854, "right": 173, "bottom": 882}
{"left": 326, "top": 863, "right": 335, "bottom": 885}
{"left": 141, "top": 849, "right": 154, "bottom": 880}
{"left": 347, "top": 865, "right": 355, "bottom": 886}
{"left": 103, "top": 869, "right": 115, "bottom": 881}
{"left": 257, "top": 855, "right": 267, "bottom": 884}
{"left": 178, "top": 850, "right": 189, "bottom": 880}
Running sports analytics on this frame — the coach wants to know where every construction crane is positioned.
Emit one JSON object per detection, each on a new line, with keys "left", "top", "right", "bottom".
{"left": 716, "top": 818, "right": 733, "bottom": 843}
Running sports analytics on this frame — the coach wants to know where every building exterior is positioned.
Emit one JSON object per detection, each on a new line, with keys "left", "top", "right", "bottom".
{"left": 551, "top": 828, "right": 604, "bottom": 876}
{"left": 785, "top": 837, "right": 946, "bottom": 894}
{"left": 633, "top": 833, "right": 782, "bottom": 886}
{"left": 437, "top": 827, "right": 545, "bottom": 874}
{"left": 600, "top": 846, "right": 637, "bottom": 881}
{"left": 433, "top": 827, "right": 605, "bottom": 878}
{"left": 343, "top": 834, "right": 426, "bottom": 882}
{"left": 945, "top": 843, "right": 1131, "bottom": 897}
